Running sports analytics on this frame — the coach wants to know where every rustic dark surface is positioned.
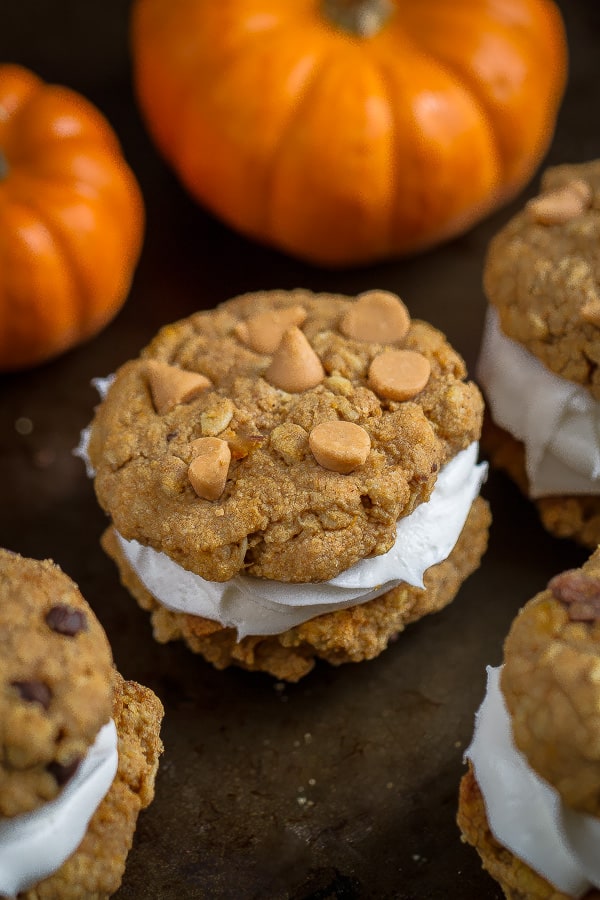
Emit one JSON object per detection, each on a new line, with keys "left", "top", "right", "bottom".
{"left": 0, "top": 2, "right": 597, "bottom": 898}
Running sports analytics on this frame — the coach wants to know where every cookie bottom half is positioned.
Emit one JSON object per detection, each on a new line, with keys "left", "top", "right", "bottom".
{"left": 457, "top": 765, "right": 600, "bottom": 900}
{"left": 483, "top": 415, "right": 600, "bottom": 549}
{"left": 101, "top": 496, "right": 490, "bottom": 682}
{"left": 23, "top": 672, "right": 163, "bottom": 900}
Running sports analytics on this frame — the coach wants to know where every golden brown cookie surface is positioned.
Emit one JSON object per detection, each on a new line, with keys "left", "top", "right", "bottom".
{"left": 0, "top": 550, "right": 115, "bottom": 817}
{"left": 88, "top": 289, "right": 483, "bottom": 583}
{"left": 21, "top": 673, "right": 164, "bottom": 900}
{"left": 484, "top": 159, "right": 600, "bottom": 398}
{"left": 502, "top": 547, "right": 600, "bottom": 817}
{"left": 457, "top": 765, "right": 599, "bottom": 900}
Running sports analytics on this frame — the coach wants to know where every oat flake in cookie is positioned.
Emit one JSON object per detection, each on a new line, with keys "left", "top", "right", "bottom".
{"left": 85, "top": 288, "right": 490, "bottom": 681}
{"left": 0, "top": 549, "right": 164, "bottom": 899}
{"left": 458, "top": 548, "right": 600, "bottom": 899}
{"left": 478, "top": 159, "right": 600, "bottom": 548}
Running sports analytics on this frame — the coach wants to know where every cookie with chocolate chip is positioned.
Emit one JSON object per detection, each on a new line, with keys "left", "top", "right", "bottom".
{"left": 458, "top": 548, "right": 600, "bottom": 898}
{"left": 0, "top": 548, "right": 114, "bottom": 816}
{"left": 478, "top": 159, "right": 600, "bottom": 548}
{"left": 85, "top": 288, "right": 489, "bottom": 679}
{"left": 0, "top": 549, "right": 164, "bottom": 898}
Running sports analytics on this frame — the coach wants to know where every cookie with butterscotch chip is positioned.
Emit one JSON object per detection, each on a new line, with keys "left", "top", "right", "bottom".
{"left": 83, "top": 288, "right": 489, "bottom": 679}
{"left": 0, "top": 549, "right": 164, "bottom": 898}
{"left": 478, "top": 159, "right": 600, "bottom": 548}
{"left": 458, "top": 548, "right": 600, "bottom": 898}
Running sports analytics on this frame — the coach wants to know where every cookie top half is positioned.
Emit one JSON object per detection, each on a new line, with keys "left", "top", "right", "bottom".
{"left": 484, "top": 159, "right": 600, "bottom": 399}
{"left": 88, "top": 289, "right": 483, "bottom": 583}
{"left": 501, "top": 547, "right": 600, "bottom": 817}
{"left": 0, "top": 549, "right": 115, "bottom": 817}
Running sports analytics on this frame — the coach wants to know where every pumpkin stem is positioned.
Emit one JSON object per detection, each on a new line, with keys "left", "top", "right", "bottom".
{"left": 322, "top": 0, "right": 394, "bottom": 37}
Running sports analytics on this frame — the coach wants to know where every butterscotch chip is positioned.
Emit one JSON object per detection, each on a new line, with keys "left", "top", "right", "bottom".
{"left": 88, "top": 288, "right": 484, "bottom": 584}
{"left": 525, "top": 178, "right": 592, "bottom": 225}
{"left": 188, "top": 437, "right": 231, "bottom": 500}
{"left": 264, "top": 326, "right": 325, "bottom": 392}
{"left": 368, "top": 349, "right": 431, "bottom": 401}
{"left": 309, "top": 421, "right": 371, "bottom": 474}
{"left": 339, "top": 290, "right": 410, "bottom": 345}
{"left": 234, "top": 305, "right": 307, "bottom": 354}
{"left": 146, "top": 360, "right": 211, "bottom": 415}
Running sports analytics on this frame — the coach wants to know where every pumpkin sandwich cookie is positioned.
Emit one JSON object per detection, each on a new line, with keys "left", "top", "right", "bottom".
{"left": 458, "top": 549, "right": 600, "bottom": 899}
{"left": 478, "top": 159, "right": 600, "bottom": 548}
{"left": 0, "top": 548, "right": 163, "bottom": 899}
{"left": 79, "top": 288, "right": 490, "bottom": 682}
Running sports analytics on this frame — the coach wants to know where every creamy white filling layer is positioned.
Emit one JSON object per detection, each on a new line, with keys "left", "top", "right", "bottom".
{"left": 477, "top": 306, "right": 600, "bottom": 498}
{"left": 465, "top": 666, "right": 600, "bottom": 897}
{"left": 0, "top": 720, "right": 118, "bottom": 898}
{"left": 113, "top": 442, "right": 486, "bottom": 639}
{"left": 75, "top": 375, "right": 486, "bottom": 639}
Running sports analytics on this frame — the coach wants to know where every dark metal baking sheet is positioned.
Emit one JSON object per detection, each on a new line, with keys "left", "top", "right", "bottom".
{"left": 0, "top": 2, "right": 596, "bottom": 897}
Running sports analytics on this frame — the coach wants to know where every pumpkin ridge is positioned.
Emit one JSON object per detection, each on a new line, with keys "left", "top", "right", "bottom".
{"left": 409, "top": 49, "right": 509, "bottom": 186}
{"left": 402, "top": 41, "right": 504, "bottom": 178}
{"left": 265, "top": 42, "right": 398, "bottom": 262}
{"left": 170, "top": 18, "right": 326, "bottom": 241}
{"left": 368, "top": 45, "right": 488, "bottom": 253}
{"left": 395, "top": 2, "right": 566, "bottom": 184}
{"left": 366, "top": 52, "right": 412, "bottom": 258}
{"left": 0, "top": 199, "right": 81, "bottom": 365}
{"left": 262, "top": 45, "right": 335, "bottom": 239}
{"left": 12, "top": 187, "right": 92, "bottom": 337}
{"left": 162, "top": 11, "right": 298, "bottom": 150}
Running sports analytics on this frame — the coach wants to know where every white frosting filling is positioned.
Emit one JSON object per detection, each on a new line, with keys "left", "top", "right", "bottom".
{"left": 0, "top": 720, "right": 118, "bottom": 898}
{"left": 75, "top": 375, "right": 486, "bottom": 639}
{"left": 113, "top": 442, "right": 486, "bottom": 639}
{"left": 465, "top": 666, "right": 600, "bottom": 897}
{"left": 477, "top": 306, "right": 600, "bottom": 498}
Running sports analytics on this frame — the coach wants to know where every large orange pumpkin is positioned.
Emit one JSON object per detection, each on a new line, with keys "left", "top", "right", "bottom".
{"left": 0, "top": 65, "right": 144, "bottom": 371}
{"left": 131, "top": 0, "right": 567, "bottom": 267}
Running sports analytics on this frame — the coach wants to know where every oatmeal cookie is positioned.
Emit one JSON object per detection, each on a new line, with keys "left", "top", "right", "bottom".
{"left": 458, "top": 548, "right": 600, "bottom": 898}
{"left": 0, "top": 549, "right": 114, "bottom": 817}
{"left": 502, "top": 549, "right": 600, "bottom": 817}
{"left": 88, "top": 289, "right": 483, "bottom": 583}
{"left": 484, "top": 160, "right": 600, "bottom": 396}
{"left": 84, "top": 288, "right": 488, "bottom": 677}
{"left": 24, "top": 673, "right": 164, "bottom": 900}
{"left": 458, "top": 765, "right": 600, "bottom": 900}
{"left": 478, "top": 159, "right": 600, "bottom": 546}
{"left": 0, "top": 550, "right": 164, "bottom": 898}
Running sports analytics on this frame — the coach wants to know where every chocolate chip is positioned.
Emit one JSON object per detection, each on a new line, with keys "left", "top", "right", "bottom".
{"left": 45, "top": 605, "right": 87, "bottom": 636}
{"left": 166, "top": 430, "right": 179, "bottom": 442}
{"left": 47, "top": 757, "right": 81, "bottom": 786}
{"left": 11, "top": 680, "right": 52, "bottom": 710}
{"left": 548, "top": 570, "right": 600, "bottom": 621}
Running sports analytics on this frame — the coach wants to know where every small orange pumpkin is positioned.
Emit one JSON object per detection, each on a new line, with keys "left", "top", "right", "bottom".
{"left": 131, "top": 0, "right": 567, "bottom": 268}
{"left": 0, "top": 65, "right": 144, "bottom": 371}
